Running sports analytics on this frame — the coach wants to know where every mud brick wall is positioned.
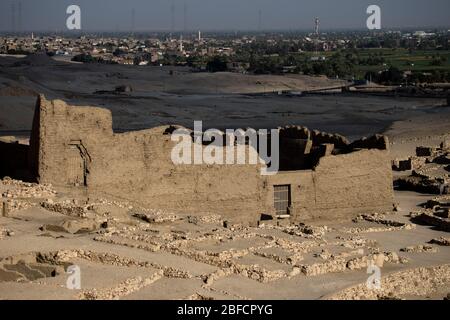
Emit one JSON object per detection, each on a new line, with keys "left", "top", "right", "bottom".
{"left": 30, "top": 95, "right": 264, "bottom": 225}
{"left": 30, "top": 95, "right": 394, "bottom": 224}
{"left": 266, "top": 148, "right": 394, "bottom": 222}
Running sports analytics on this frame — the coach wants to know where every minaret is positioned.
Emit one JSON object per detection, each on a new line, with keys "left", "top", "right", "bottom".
{"left": 314, "top": 17, "right": 320, "bottom": 36}
{"left": 179, "top": 34, "right": 184, "bottom": 52}
{"left": 198, "top": 30, "right": 201, "bottom": 41}
{"left": 314, "top": 17, "right": 320, "bottom": 54}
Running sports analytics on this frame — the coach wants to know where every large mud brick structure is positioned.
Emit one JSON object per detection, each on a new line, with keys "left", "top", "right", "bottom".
{"left": 28, "top": 95, "right": 394, "bottom": 224}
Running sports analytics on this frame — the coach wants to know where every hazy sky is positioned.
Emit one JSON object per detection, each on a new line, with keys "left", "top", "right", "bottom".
{"left": 1, "top": 0, "right": 449, "bottom": 32}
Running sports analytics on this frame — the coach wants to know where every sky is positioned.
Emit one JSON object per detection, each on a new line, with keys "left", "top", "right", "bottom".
{"left": 0, "top": 0, "right": 449, "bottom": 32}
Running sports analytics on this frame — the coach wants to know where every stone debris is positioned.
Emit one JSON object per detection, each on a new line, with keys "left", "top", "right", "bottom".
{"left": 93, "top": 234, "right": 162, "bottom": 252}
{"left": 41, "top": 199, "right": 88, "bottom": 218}
{"left": 429, "top": 237, "right": 450, "bottom": 246}
{"left": 410, "top": 209, "right": 450, "bottom": 232}
{"left": 301, "top": 258, "right": 347, "bottom": 276}
{"left": 400, "top": 244, "right": 439, "bottom": 253}
{"left": 329, "top": 264, "right": 450, "bottom": 300}
{"left": 341, "top": 224, "right": 415, "bottom": 234}
{"left": 1, "top": 178, "right": 56, "bottom": 199}
{"left": 396, "top": 142, "right": 450, "bottom": 194}
{"left": 1, "top": 173, "right": 446, "bottom": 299}
{"left": 300, "top": 251, "right": 407, "bottom": 276}
{"left": 3, "top": 199, "right": 36, "bottom": 214}
{"left": 295, "top": 224, "right": 329, "bottom": 238}
{"left": 36, "top": 249, "right": 192, "bottom": 280}
{"left": 335, "top": 236, "right": 376, "bottom": 249}
{"left": 343, "top": 212, "right": 417, "bottom": 234}
{"left": 0, "top": 227, "right": 15, "bottom": 239}
{"left": 132, "top": 211, "right": 182, "bottom": 223}
{"left": 187, "top": 214, "right": 223, "bottom": 225}
{"left": 79, "top": 272, "right": 163, "bottom": 300}
{"left": 202, "top": 268, "right": 233, "bottom": 287}
{"left": 260, "top": 223, "right": 327, "bottom": 239}
{"left": 315, "top": 249, "right": 364, "bottom": 262}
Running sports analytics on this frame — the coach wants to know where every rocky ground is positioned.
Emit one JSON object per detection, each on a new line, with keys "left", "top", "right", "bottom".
{"left": 1, "top": 176, "right": 449, "bottom": 300}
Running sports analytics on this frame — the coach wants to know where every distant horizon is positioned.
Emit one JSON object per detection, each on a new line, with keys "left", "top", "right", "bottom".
{"left": 1, "top": 26, "right": 450, "bottom": 36}
{"left": 1, "top": 0, "right": 450, "bottom": 33}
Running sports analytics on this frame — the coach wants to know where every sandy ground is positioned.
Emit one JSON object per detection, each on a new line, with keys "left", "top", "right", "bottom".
{"left": 0, "top": 182, "right": 449, "bottom": 300}
{"left": 0, "top": 55, "right": 449, "bottom": 300}
{"left": 0, "top": 55, "right": 449, "bottom": 142}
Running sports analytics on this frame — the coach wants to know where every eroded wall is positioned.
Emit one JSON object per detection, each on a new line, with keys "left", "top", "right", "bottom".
{"left": 30, "top": 95, "right": 395, "bottom": 224}
{"left": 265, "top": 148, "right": 394, "bottom": 222}
{"left": 31, "top": 95, "right": 265, "bottom": 225}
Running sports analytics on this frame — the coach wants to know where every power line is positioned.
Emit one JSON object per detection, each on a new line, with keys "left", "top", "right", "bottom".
{"left": 131, "top": 8, "right": 136, "bottom": 33}
{"left": 258, "top": 9, "right": 262, "bottom": 31}
{"left": 183, "top": 1, "right": 187, "bottom": 34}
{"left": 11, "top": 2, "right": 16, "bottom": 32}
{"left": 315, "top": 17, "right": 320, "bottom": 36}
{"left": 170, "top": 0, "right": 175, "bottom": 35}
{"left": 18, "top": 1, "right": 22, "bottom": 32}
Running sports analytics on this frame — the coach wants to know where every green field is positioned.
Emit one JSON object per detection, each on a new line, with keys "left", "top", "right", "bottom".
{"left": 300, "top": 48, "right": 450, "bottom": 79}
{"left": 353, "top": 48, "right": 450, "bottom": 78}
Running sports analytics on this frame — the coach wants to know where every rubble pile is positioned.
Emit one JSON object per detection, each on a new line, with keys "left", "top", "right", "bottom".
{"left": 395, "top": 141, "right": 450, "bottom": 194}
{"left": 344, "top": 213, "right": 415, "bottom": 234}
{"left": 79, "top": 273, "right": 163, "bottom": 300}
{"left": 342, "top": 224, "right": 415, "bottom": 234}
{"left": 186, "top": 214, "right": 224, "bottom": 225}
{"left": 329, "top": 264, "right": 450, "bottom": 300}
{"left": 0, "top": 227, "right": 14, "bottom": 239}
{"left": 1, "top": 178, "right": 56, "bottom": 199}
{"left": 300, "top": 251, "right": 407, "bottom": 277}
{"left": 93, "top": 234, "right": 162, "bottom": 252}
{"left": 3, "top": 199, "right": 36, "bottom": 213}
{"left": 37, "top": 249, "right": 191, "bottom": 279}
{"left": 41, "top": 199, "right": 88, "bottom": 218}
{"left": 260, "top": 223, "right": 328, "bottom": 239}
{"left": 132, "top": 211, "right": 182, "bottom": 223}
{"left": 410, "top": 209, "right": 450, "bottom": 232}
{"left": 429, "top": 237, "right": 450, "bottom": 246}
{"left": 400, "top": 244, "right": 439, "bottom": 253}
{"left": 300, "top": 258, "right": 348, "bottom": 276}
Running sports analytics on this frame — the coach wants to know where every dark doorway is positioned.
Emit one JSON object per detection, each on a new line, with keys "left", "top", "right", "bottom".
{"left": 67, "top": 140, "right": 90, "bottom": 186}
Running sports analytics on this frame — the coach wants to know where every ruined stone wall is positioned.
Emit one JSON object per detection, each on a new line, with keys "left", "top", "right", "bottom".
{"left": 31, "top": 96, "right": 394, "bottom": 224}
{"left": 31, "top": 96, "right": 264, "bottom": 225}
{"left": 266, "top": 149, "right": 394, "bottom": 221}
